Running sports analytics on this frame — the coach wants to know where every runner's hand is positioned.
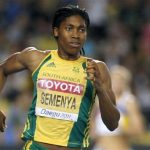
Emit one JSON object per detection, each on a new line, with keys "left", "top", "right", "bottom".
{"left": 86, "top": 59, "right": 101, "bottom": 90}
{"left": 0, "top": 110, "right": 6, "bottom": 132}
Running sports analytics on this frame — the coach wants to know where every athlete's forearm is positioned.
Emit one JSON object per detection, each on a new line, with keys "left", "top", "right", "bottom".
{"left": 0, "top": 66, "right": 7, "bottom": 132}
{"left": 0, "top": 66, "right": 7, "bottom": 92}
{"left": 97, "top": 89, "right": 120, "bottom": 131}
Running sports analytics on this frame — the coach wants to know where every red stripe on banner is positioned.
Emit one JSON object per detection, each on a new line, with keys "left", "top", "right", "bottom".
{"left": 37, "top": 79, "right": 84, "bottom": 95}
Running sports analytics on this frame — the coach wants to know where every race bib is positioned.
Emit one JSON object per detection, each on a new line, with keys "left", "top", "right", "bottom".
{"left": 35, "top": 78, "right": 85, "bottom": 122}
{"left": 35, "top": 107, "right": 78, "bottom": 122}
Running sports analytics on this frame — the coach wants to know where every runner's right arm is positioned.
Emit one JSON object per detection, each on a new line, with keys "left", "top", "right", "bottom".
{"left": 0, "top": 47, "right": 38, "bottom": 132}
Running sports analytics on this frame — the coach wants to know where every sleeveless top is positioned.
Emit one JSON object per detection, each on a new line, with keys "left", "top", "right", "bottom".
{"left": 21, "top": 50, "right": 96, "bottom": 148}
{"left": 95, "top": 91, "right": 135, "bottom": 136}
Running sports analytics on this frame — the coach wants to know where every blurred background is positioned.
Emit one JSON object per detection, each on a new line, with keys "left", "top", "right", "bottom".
{"left": 0, "top": 0, "right": 150, "bottom": 150}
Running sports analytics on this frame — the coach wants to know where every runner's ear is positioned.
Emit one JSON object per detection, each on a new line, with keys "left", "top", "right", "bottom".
{"left": 53, "top": 27, "right": 58, "bottom": 38}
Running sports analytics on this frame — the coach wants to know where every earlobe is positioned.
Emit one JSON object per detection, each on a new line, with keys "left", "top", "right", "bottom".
{"left": 53, "top": 27, "right": 58, "bottom": 38}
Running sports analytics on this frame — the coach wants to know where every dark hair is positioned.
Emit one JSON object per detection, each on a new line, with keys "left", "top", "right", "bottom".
{"left": 52, "top": 5, "right": 90, "bottom": 29}
{"left": 52, "top": 5, "right": 89, "bottom": 55}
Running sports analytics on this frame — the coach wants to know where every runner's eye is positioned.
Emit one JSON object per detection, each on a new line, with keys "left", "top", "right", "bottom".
{"left": 79, "top": 28, "right": 86, "bottom": 33}
{"left": 66, "top": 26, "right": 72, "bottom": 31}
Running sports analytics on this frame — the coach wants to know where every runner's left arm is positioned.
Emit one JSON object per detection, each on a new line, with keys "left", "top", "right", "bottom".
{"left": 86, "top": 59, "right": 120, "bottom": 131}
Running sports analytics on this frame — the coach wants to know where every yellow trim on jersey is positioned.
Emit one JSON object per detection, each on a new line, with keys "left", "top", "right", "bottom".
{"left": 23, "top": 141, "right": 31, "bottom": 150}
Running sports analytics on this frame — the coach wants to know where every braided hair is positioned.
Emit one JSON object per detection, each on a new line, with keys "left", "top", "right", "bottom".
{"left": 52, "top": 5, "right": 90, "bottom": 56}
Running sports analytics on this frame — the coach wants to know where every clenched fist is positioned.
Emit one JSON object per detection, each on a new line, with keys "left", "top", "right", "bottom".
{"left": 86, "top": 59, "right": 102, "bottom": 90}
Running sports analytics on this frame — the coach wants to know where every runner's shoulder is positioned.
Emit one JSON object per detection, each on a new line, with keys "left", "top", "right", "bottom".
{"left": 93, "top": 59, "right": 109, "bottom": 72}
{"left": 85, "top": 56, "right": 106, "bottom": 67}
{"left": 19, "top": 47, "right": 51, "bottom": 61}
{"left": 21, "top": 47, "right": 51, "bottom": 55}
{"left": 85, "top": 56, "right": 109, "bottom": 73}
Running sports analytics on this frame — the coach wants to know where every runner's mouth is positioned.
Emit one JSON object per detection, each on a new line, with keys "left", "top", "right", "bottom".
{"left": 69, "top": 42, "right": 81, "bottom": 48}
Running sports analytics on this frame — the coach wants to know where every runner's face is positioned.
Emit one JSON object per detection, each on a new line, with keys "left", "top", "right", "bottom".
{"left": 54, "top": 15, "right": 87, "bottom": 58}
